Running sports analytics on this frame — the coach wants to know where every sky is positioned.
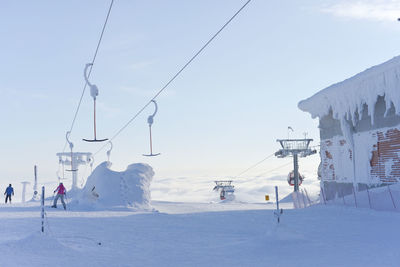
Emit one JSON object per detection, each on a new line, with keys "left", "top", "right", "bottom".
{"left": 2, "top": 0, "right": 400, "bottom": 198}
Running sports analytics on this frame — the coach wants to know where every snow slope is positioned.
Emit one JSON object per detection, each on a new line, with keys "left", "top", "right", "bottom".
{"left": 0, "top": 201, "right": 399, "bottom": 266}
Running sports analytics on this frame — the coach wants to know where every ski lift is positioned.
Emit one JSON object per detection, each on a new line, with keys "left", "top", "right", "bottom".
{"left": 65, "top": 131, "right": 78, "bottom": 172}
{"left": 83, "top": 63, "right": 108, "bottom": 143}
{"left": 287, "top": 171, "right": 304, "bottom": 186}
{"left": 57, "top": 155, "right": 66, "bottom": 180}
{"left": 143, "top": 100, "right": 160, "bottom": 157}
{"left": 106, "top": 141, "right": 113, "bottom": 166}
{"left": 213, "top": 181, "right": 235, "bottom": 200}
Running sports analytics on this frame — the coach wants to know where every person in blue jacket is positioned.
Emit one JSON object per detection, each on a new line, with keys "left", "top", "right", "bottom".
{"left": 4, "top": 184, "right": 14, "bottom": 204}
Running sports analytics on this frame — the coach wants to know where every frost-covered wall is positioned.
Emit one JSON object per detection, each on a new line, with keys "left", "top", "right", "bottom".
{"left": 299, "top": 56, "right": 400, "bottom": 200}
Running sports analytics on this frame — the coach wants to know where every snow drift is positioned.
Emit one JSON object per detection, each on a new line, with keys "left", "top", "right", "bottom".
{"left": 75, "top": 162, "right": 154, "bottom": 209}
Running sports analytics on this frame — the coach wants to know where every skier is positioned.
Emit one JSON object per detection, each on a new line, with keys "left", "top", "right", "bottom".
{"left": 52, "top": 182, "right": 66, "bottom": 210}
{"left": 4, "top": 184, "right": 14, "bottom": 204}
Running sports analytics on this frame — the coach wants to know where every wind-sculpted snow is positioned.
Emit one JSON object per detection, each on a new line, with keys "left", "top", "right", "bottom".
{"left": 298, "top": 55, "right": 400, "bottom": 125}
{"left": 75, "top": 162, "right": 154, "bottom": 210}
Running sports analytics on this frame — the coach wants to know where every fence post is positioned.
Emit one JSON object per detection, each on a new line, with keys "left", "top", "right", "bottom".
{"left": 274, "top": 186, "right": 281, "bottom": 223}
{"left": 353, "top": 185, "right": 358, "bottom": 208}
{"left": 387, "top": 184, "right": 396, "bottom": 210}
{"left": 41, "top": 186, "right": 45, "bottom": 233}
{"left": 320, "top": 187, "right": 326, "bottom": 205}
{"left": 366, "top": 187, "right": 372, "bottom": 209}
{"left": 341, "top": 187, "right": 346, "bottom": 205}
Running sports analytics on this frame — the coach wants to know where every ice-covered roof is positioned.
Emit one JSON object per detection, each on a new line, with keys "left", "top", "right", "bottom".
{"left": 298, "top": 56, "right": 400, "bottom": 125}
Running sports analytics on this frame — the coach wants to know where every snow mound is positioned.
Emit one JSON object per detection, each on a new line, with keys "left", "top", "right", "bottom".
{"left": 298, "top": 55, "right": 400, "bottom": 124}
{"left": 279, "top": 193, "right": 294, "bottom": 203}
{"left": 76, "top": 162, "right": 154, "bottom": 209}
{"left": 3, "top": 232, "right": 70, "bottom": 252}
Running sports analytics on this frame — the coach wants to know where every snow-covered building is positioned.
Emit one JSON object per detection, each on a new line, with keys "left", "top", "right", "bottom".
{"left": 299, "top": 56, "right": 400, "bottom": 200}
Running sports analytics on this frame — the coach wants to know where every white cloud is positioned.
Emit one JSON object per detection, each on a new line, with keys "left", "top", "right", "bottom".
{"left": 321, "top": 0, "right": 400, "bottom": 22}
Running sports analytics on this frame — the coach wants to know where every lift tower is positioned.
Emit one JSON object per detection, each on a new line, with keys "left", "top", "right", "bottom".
{"left": 56, "top": 152, "right": 92, "bottom": 189}
{"left": 275, "top": 138, "right": 316, "bottom": 192}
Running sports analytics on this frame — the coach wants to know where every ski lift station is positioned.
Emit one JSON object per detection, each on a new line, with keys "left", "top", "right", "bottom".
{"left": 299, "top": 55, "right": 400, "bottom": 202}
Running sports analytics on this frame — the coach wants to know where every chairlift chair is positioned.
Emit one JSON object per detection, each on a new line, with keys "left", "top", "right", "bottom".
{"left": 287, "top": 171, "right": 304, "bottom": 186}
{"left": 213, "top": 180, "right": 235, "bottom": 200}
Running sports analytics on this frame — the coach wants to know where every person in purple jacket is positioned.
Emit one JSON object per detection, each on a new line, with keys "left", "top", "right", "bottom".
{"left": 4, "top": 184, "right": 14, "bottom": 204}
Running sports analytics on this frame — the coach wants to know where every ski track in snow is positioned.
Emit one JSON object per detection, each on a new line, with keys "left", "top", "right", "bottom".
{"left": 0, "top": 202, "right": 398, "bottom": 266}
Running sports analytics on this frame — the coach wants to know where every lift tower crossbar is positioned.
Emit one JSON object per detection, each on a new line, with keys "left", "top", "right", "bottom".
{"left": 275, "top": 138, "right": 316, "bottom": 192}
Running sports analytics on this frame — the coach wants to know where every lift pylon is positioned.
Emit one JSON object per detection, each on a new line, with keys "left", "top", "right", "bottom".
{"left": 275, "top": 138, "right": 317, "bottom": 192}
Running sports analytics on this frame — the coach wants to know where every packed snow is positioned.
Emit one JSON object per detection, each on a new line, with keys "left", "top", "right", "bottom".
{"left": 0, "top": 147, "right": 396, "bottom": 267}
{"left": 0, "top": 200, "right": 399, "bottom": 266}
{"left": 0, "top": 160, "right": 396, "bottom": 266}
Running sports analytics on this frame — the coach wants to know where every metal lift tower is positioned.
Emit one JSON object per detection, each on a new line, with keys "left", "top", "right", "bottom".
{"left": 56, "top": 152, "right": 92, "bottom": 189}
{"left": 275, "top": 138, "right": 317, "bottom": 192}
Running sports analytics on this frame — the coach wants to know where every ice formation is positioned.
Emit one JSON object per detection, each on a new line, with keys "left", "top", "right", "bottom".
{"left": 298, "top": 56, "right": 400, "bottom": 125}
{"left": 76, "top": 162, "right": 154, "bottom": 209}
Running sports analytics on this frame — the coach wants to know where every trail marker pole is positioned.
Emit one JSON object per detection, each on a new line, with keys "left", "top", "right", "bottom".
{"left": 41, "top": 186, "right": 45, "bottom": 233}
{"left": 33, "top": 165, "right": 38, "bottom": 200}
{"left": 274, "top": 186, "right": 282, "bottom": 223}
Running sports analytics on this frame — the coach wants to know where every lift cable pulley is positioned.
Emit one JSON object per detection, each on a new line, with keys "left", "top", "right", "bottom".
{"left": 143, "top": 100, "right": 160, "bottom": 157}
{"left": 83, "top": 63, "right": 109, "bottom": 143}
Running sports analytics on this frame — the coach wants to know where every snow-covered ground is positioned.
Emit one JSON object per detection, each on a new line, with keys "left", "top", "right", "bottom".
{"left": 3, "top": 162, "right": 397, "bottom": 266}
{"left": 0, "top": 200, "right": 399, "bottom": 267}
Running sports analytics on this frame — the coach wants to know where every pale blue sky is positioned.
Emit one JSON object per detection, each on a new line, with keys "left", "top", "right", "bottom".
{"left": 1, "top": 0, "right": 400, "bottom": 186}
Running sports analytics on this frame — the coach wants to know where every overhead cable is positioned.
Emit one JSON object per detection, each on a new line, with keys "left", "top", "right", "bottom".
{"left": 94, "top": 0, "right": 252, "bottom": 156}
{"left": 232, "top": 152, "right": 275, "bottom": 179}
{"left": 62, "top": 0, "right": 115, "bottom": 152}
